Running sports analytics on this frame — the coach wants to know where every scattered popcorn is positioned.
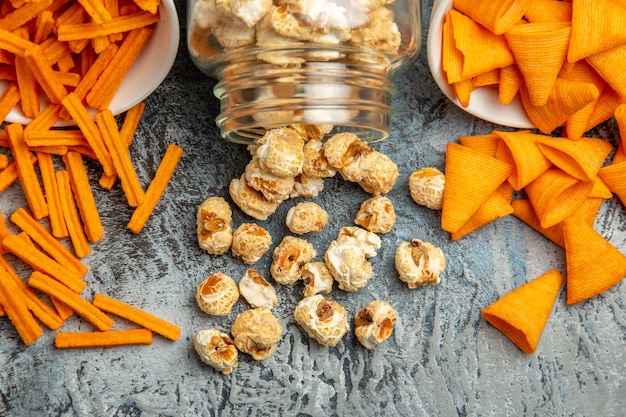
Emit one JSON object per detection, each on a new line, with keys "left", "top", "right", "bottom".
{"left": 408, "top": 167, "right": 445, "bottom": 210}
{"left": 256, "top": 127, "right": 304, "bottom": 178}
{"left": 196, "top": 196, "right": 233, "bottom": 255}
{"left": 285, "top": 201, "right": 329, "bottom": 235}
{"left": 301, "top": 262, "right": 334, "bottom": 297}
{"left": 294, "top": 294, "right": 349, "bottom": 347}
{"left": 229, "top": 173, "right": 281, "bottom": 221}
{"left": 395, "top": 239, "right": 446, "bottom": 288}
{"left": 193, "top": 328, "right": 239, "bottom": 374}
{"left": 270, "top": 235, "right": 316, "bottom": 284}
{"left": 356, "top": 150, "right": 399, "bottom": 195}
{"left": 231, "top": 307, "right": 283, "bottom": 360}
{"left": 196, "top": 272, "right": 240, "bottom": 316}
{"left": 302, "top": 139, "right": 337, "bottom": 178}
{"left": 245, "top": 157, "right": 295, "bottom": 203}
{"left": 354, "top": 300, "right": 397, "bottom": 350}
{"left": 231, "top": 223, "right": 273, "bottom": 264}
{"left": 238, "top": 269, "right": 278, "bottom": 309}
{"left": 289, "top": 174, "right": 325, "bottom": 198}
{"left": 354, "top": 194, "right": 396, "bottom": 234}
{"left": 337, "top": 226, "right": 381, "bottom": 258}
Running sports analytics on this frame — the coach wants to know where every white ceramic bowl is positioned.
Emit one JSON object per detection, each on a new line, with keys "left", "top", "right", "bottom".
{"left": 426, "top": 0, "right": 535, "bottom": 129}
{"left": 1, "top": 0, "right": 180, "bottom": 126}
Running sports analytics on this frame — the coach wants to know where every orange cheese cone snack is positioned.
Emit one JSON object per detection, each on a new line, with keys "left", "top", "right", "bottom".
{"left": 537, "top": 136, "right": 613, "bottom": 181}
{"left": 493, "top": 130, "right": 552, "bottom": 190}
{"left": 452, "top": 0, "right": 528, "bottom": 35}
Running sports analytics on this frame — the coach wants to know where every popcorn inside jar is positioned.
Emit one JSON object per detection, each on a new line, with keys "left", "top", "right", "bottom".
{"left": 186, "top": 0, "right": 422, "bottom": 143}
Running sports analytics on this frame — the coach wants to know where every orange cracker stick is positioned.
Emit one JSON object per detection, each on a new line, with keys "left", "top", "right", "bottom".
{"left": 56, "top": 170, "right": 91, "bottom": 258}
{"left": 55, "top": 71, "right": 81, "bottom": 87}
{"left": 2, "top": 233, "right": 86, "bottom": 293}
{"left": 92, "top": 293, "right": 180, "bottom": 341}
{"left": 24, "top": 46, "right": 69, "bottom": 104}
{"left": 0, "top": 154, "right": 36, "bottom": 194}
{"left": 5, "top": 124, "right": 49, "bottom": 220}
{"left": 28, "top": 271, "right": 114, "bottom": 331}
{"left": 0, "top": 264, "right": 42, "bottom": 345}
{"left": 95, "top": 109, "right": 145, "bottom": 207}
{"left": 127, "top": 143, "right": 183, "bottom": 233}
{"left": 0, "top": 0, "right": 53, "bottom": 32}
{"left": 15, "top": 52, "right": 40, "bottom": 119}
{"left": 10, "top": 207, "right": 87, "bottom": 276}
{"left": 33, "top": 10, "right": 55, "bottom": 44}
{"left": 86, "top": 27, "right": 154, "bottom": 110}
{"left": 55, "top": 328, "right": 153, "bottom": 348}
{"left": 25, "top": 129, "right": 89, "bottom": 148}
{"left": 57, "top": 11, "right": 159, "bottom": 41}
{"left": 0, "top": 83, "right": 21, "bottom": 122}
{"left": 0, "top": 209, "right": 9, "bottom": 254}
{"left": 77, "top": 0, "right": 113, "bottom": 24}
{"left": 62, "top": 93, "right": 115, "bottom": 176}
{"left": 62, "top": 150, "right": 105, "bottom": 242}
{"left": 0, "top": 28, "right": 37, "bottom": 57}
{"left": 50, "top": 296, "right": 74, "bottom": 321}
{"left": 25, "top": 103, "right": 63, "bottom": 132}
{"left": 36, "top": 152, "right": 69, "bottom": 239}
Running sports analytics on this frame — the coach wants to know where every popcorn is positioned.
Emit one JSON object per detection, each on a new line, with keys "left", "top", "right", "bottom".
{"left": 256, "top": 127, "right": 305, "bottom": 178}
{"left": 270, "top": 235, "right": 316, "bottom": 284}
{"left": 395, "top": 239, "right": 446, "bottom": 288}
{"left": 289, "top": 124, "right": 334, "bottom": 141}
{"left": 238, "top": 269, "right": 278, "bottom": 309}
{"left": 196, "top": 272, "right": 240, "bottom": 316}
{"left": 212, "top": 20, "right": 257, "bottom": 49}
{"left": 354, "top": 300, "right": 396, "bottom": 350}
{"left": 293, "top": 294, "right": 349, "bottom": 347}
{"left": 350, "top": 7, "right": 401, "bottom": 53}
{"left": 289, "top": 174, "right": 325, "bottom": 198}
{"left": 229, "top": 173, "right": 280, "bottom": 221}
{"left": 302, "top": 139, "right": 337, "bottom": 178}
{"left": 217, "top": 0, "right": 272, "bottom": 28}
{"left": 301, "top": 261, "right": 334, "bottom": 297}
{"left": 354, "top": 194, "right": 396, "bottom": 233}
{"left": 193, "top": 328, "right": 239, "bottom": 374}
{"left": 231, "top": 307, "right": 283, "bottom": 360}
{"left": 285, "top": 201, "right": 329, "bottom": 235}
{"left": 337, "top": 226, "right": 381, "bottom": 258}
{"left": 231, "top": 223, "right": 273, "bottom": 264}
{"left": 408, "top": 167, "right": 445, "bottom": 210}
{"left": 245, "top": 157, "right": 295, "bottom": 203}
{"left": 196, "top": 196, "right": 233, "bottom": 255}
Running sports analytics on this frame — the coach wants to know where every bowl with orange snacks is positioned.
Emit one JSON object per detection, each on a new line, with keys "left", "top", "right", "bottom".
{"left": 427, "top": 0, "right": 626, "bottom": 138}
{"left": 0, "top": 0, "right": 180, "bottom": 126}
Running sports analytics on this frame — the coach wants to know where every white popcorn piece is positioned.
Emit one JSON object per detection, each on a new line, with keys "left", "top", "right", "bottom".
{"left": 270, "top": 4, "right": 312, "bottom": 40}
{"left": 322, "top": 132, "right": 373, "bottom": 180}
{"left": 408, "top": 167, "right": 445, "bottom": 210}
{"left": 289, "top": 124, "right": 334, "bottom": 141}
{"left": 231, "top": 307, "right": 283, "bottom": 360}
{"left": 395, "top": 239, "right": 446, "bottom": 288}
{"left": 231, "top": 223, "right": 273, "bottom": 264}
{"left": 212, "top": 19, "right": 257, "bottom": 49}
{"left": 324, "top": 238, "right": 372, "bottom": 292}
{"left": 350, "top": 7, "right": 401, "bottom": 53}
{"left": 354, "top": 300, "right": 397, "bottom": 350}
{"left": 239, "top": 269, "right": 278, "bottom": 309}
{"left": 196, "top": 196, "right": 233, "bottom": 255}
{"left": 256, "top": 127, "right": 304, "bottom": 178}
{"left": 285, "top": 201, "right": 329, "bottom": 235}
{"left": 270, "top": 235, "right": 316, "bottom": 284}
{"left": 217, "top": 0, "right": 272, "bottom": 28}
{"left": 193, "top": 328, "right": 239, "bottom": 374}
{"left": 192, "top": 0, "right": 220, "bottom": 31}
{"left": 229, "top": 173, "right": 281, "bottom": 221}
{"left": 301, "top": 261, "right": 334, "bottom": 297}
{"left": 302, "top": 139, "right": 337, "bottom": 178}
{"left": 354, "top": 194, "right": 396, "bottom": 234}
{"left": 245, "top": 157, "right": 295, "bottom": 203}
{"left": 196, "top": 272, "right": 240, "bottom": 316}
{"left": 337, "top": 226, "right": 381, "bottom": 258}
{"left": 289, "top": 174, "right": 325, "bottom": 198}
{"left": 356, "top": 150, "right": 399, "bottom": 195}
{"left": 293, "top": 294, "right": 349, "bottom": 347}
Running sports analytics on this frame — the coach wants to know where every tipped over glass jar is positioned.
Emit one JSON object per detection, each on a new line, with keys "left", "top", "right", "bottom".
{"left": 187, "top": 0, "right": 422, "bottom": 144}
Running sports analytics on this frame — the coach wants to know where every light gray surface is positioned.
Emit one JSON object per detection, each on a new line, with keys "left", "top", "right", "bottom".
{"left": 1, "top": 1, "right": 625, "bottom": 416}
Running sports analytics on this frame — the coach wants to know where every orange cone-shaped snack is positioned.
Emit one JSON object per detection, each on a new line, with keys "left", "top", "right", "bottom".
{"left": 586, "top": 43, "right": 626, "bottom": 100}
{"left": 585, "top": 87, "right": 622, "bottom": 132}
{"left": 482, "top": 269, "right": 563, "bottom": 354}
{"left": 458, "top": 133, "right": 501, "bottom": 156}
{"left": 537, "top": 136, "right": 613, "bottom": 181}
{"left": 499, "top": 65, "right": 524, "bottom": 105}
{"left": 453, "top": 0, "right": 528, "bottom": 35}
{"left": 511, "top": 199, "right": 565, "bottom": 247}
{"left": 524, "top": 0, "right": 572, "bottom": 23}
{"left": 598, "top": 161, "right": 626, "bottom": 206}
{"left": 563, "top": 217, "right": 626, "bottom": 304}
{"left": 450, "top": 187, "right": 513, "bottom": 240}
{"left": 494, "top": 130, "right": 552, "bottom": 190}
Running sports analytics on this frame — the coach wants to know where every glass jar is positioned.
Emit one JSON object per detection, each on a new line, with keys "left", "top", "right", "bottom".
{"left": 187, "top": 0, "right": 422, "bottom": 144}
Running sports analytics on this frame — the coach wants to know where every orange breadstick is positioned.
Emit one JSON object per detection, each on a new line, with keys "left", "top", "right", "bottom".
{"left": 63, "top": 150, "right": 105, "bottom": 242}
{"left": 0, "top": 0, "right": 54, "bottom": 32}
{"left": 61, "top": 93, "right": 115, "bottom": 177}
{"left": 6, "top": 124, "right": 49, "bottom": 220}
{"left": 33, "top": 10, "right": 55, "bottom": 44}
{"left": 55, "top": 328, "right": 153, "bottom": 348}
{"left": 25, "top": 103, "right": 63, "bottom": 132}
{"left": 50, "top": 296, "right": 75, "bottom": 321}
{"left": 0, "top": 28, "right": 37, "bottom": 57}
{"left": 14, "top": 31, "right": 40, "bottom": 119}
{"left": 36, "top": 152, "right": 69, "bottom": 238}
{"left": 93, "top": 293, "right": 180, "bottom": 340}
{"left": 128, "top": 144, "right": 183, "bottom": 233}
{"left": 10, "top": 207, "right": 87, "bottom": 276}
{"left": 56, "top": 170, "right": 91, "bottom": 258}
{"left": 24, "top": 46, "right": 69, "bottom": 105}
{"left": 86, "top": 27, "right": 154, "bottom": 110}
{"left": 28, "top": 271, "right": 114, "bottom": 331}
{"left": 0, "top": 265, "right": 42, "bottom": 345}
{"left": 57, "top": 11, "right": 159, "bottom": 41}
{"left": 0, "top": 83, "right": 21, "bottom": 122}
{"left": 25, "top": 129, "right": 89, "bottom": 148}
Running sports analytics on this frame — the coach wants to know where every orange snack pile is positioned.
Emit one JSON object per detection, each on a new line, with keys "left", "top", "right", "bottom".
{"left": 0, "top": 0, "right": 183, "bottom": 348}
{"left": 442, "top": 0, "right": 626, "bottom": 137}
{"left": 441, "top": 125, "right": 626, "bottom": 353}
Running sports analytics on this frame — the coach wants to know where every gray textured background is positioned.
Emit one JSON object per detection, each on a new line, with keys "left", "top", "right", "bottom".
{"left": 1, "top": 0, "right": 625, "bottom": 416}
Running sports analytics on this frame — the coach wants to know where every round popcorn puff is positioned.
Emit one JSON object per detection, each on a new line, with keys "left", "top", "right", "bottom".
{"left": 302, "top": 139, "right": 336, "bottom": 178}
{"left": 229, "top": 173, "right": 280, "bottom": 221}
{"left": 196, "top": 272, "right": 240, "bottom": 316}
{"left": 231, "top": 307, "right": 283, "bottom": 360}
{"left": 270, "top": 235, "right": 316, "bottom": 285}
{"left": 301, "top": 261, "right": 334, "bottom": 297}
{"left": 231, "top": 223, "right": 273, "bottom": 265}
{"left": 408, "top": 167, "right": 445, "bottom": 210}
{"left": 395, "top": 239, "right": 446, "bottom": 288}
{"left": 322, "top": 132, "right": 373, "bottom": 181}
{"left": 289, "top": 174, "right": 325, "bottom": 198}
{"left": 354, "top": 300, "right": 397, "bottom": 350}
{"left": 238, "top": 269, "right": 278, "bottom": 309}
{"left": 212, "top": 19, "right": 256, "bottom": 48}
{"left": 294, "top": 294, "right": 349, "bottom": 347}
{"left": 256, "top": 127, "right": 304, "bottom": 178}
{"left": 196, "top": 196, "right": 233, "bottom": 255}
{"left": 356, "top": 150, "right": 399, "bottom": 195}
{"left": 350, "top": 7, "right": 401, "bottom": 53}
{"left": 193, "top": 328, "right": 239, "bottom": 375}
{"left": 354, "top": 194, "right": 396, "bottom": 234}
{"left": 285, "top": 201, "right": 329, "bottom": 235}
{"left": 245, "top": 157, "right": 295, "bottom": 203}
{"left": 337, "top": 226, "right": 381, "bottom": 258}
